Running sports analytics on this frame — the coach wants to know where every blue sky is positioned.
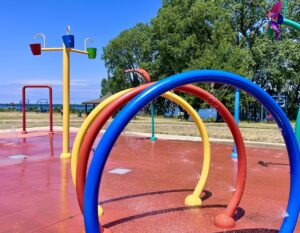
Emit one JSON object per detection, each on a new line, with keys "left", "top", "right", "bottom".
{"left": 0, "top": 0, "right": 162, "bottom": 104}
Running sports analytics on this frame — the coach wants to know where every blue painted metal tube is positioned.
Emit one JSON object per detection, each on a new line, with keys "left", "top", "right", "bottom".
{"left": 231, "top": 88, "right": 240, "bottom": 159}
{"left": 234, "top": 89, "right": 240, "bottom": 124}
{"left": 84, "top": 70, "right": 300, "bottom": 233}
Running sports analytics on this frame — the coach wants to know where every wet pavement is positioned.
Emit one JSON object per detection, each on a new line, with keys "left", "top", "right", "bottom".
{"left": 0, "top": 132, "right": 298, "bottom": 232}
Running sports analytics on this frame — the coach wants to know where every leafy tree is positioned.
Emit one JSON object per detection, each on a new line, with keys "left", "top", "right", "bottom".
{"left": 101, "top": 0, "right": 299, "bottom": 118}
{"left": 151, "top": 0, "right": 252, "bottom": 110}
{"left": 100, "top": 78, "right": 109, "bottom": 97}
{"left": 251, "top": 35, "right": 300, "bottom": 118}
{"left": 102, "top": 23, "right": 153, "bottom": 93}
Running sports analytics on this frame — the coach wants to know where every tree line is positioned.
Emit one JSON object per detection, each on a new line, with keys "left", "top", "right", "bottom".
{"left": 100, "top": 0, "right": 299, "bottom": 119}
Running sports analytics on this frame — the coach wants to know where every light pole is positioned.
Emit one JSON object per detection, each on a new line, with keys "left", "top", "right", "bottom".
{"left": 30, "top": 26, "right": 97, "bottom": 159}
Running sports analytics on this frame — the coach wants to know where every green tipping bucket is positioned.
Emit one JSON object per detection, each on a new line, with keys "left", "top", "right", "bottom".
{"left": 87, "top": 48, "right": 97, "bottom": 59}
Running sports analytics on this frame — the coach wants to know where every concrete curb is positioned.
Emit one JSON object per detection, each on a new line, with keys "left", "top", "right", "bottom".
{"left": 0, "top": 127, "right": 286, "bottom": 149}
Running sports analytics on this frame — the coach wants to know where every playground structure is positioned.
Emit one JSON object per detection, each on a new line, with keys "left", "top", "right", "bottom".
{"left": 73, "top": 85, "right": 213, "bottom": 218}
{"left": 71, "top": 77, "right": 247, "bottom": 225}
{"left": 267, "top": 0, "right": 300, "bottom": 40}
{"left": 0, "top": 5, "right": 297, "bottom": 232}
{"left": 1, "top": 63, "right": 299, "bottom": 232}
{"left": 29, "top": 26, "right": 97, "bottom": 159}
{"left": 79, "top": 70, "right": 300, "bottom": 233}
{"left": 21, "top": 85, "right": 53, "bottom": 134}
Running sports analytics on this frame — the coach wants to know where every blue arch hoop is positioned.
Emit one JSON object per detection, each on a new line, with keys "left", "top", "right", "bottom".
{"left": 84, "top": 70, "right": 300, "bottom": 233}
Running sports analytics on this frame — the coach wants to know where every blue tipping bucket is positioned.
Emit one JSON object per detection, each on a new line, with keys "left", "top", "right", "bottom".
{"left": 62, "top": 35, "right": 75, "bottom": 48}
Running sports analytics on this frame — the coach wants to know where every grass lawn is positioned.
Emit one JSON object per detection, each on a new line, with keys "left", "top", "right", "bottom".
{"left": 0, "top": 111, "right": 295, "bottom": 144}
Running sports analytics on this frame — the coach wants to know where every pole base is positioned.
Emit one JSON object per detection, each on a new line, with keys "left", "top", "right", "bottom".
{"left": 150, "top": 137, "right": 157, "bottom": 142}
{"left": 49, "top": 131, "right": 54, "bottom": 135}
{"left": 185, "top": 194, "right": 202, "bottom": 206}
{"left": 231, "top": 152, "right": 238, "bottom": 159}
{"left": 101, "top": 227, "right": 112, "bottom": 233}
{"left": 60, "top": 152, "right": 71, "bottom": 159}
{"left": 98, "top": 205, "right": 104, "bottom": 216}
{"left": 21, "top": 131, "right": 27, "bottom": 134}
{"left": 214, "top": 213, "right": 236, "bottom": 229}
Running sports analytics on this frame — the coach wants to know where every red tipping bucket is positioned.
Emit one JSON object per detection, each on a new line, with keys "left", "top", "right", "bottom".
{"left": 30, "top": 43, "right": 41, "bottom": 55}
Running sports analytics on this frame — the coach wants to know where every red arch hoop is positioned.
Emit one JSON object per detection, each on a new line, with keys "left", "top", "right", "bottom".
{"left": 22, "top": 85, "right": 53, "bottom": 134}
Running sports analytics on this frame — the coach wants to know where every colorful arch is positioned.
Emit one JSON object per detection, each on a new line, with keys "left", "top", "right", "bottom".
{"left": 71, "top": 90, "right": 129, "bottom": 185}
{"left": 83, "top": 83, "right": 247, "bottom": 230}
{"left": 75, "top": 85, "right": 211, "bottom": 216}
{"left": 72, "top": 82, "right": 246, "bottom": 226}
{"left": 84, "top": 70, "right": 300, "bottom": 233}
{"left": 73, "top": 83, "right": 246, "bottom": 226}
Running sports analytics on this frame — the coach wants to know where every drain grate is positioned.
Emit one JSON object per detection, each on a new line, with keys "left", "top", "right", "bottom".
{"left": 8, "top": 155, "right": 29, "bottom": 159}
{"left": 108, "top": 168, "right": 131, "bottom": 175}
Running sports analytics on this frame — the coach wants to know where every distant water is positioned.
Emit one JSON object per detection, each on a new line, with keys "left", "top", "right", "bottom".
{"left": 0, "top": 104, "right": 93, "bottom": 112}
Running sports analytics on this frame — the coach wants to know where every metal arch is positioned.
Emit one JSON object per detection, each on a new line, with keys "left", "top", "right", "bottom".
{"left": 84, "top": 70, "right": 300, "bottom": 233}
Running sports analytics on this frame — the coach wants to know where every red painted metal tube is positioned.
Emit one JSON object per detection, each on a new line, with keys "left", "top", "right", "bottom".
{"left": 76, "top": 83, "right": 246, "bottom": 229}
{"left": 22, "top": 85, "right": 53, "bottom": 134}
{"left": 124, "top": 68, "right": 151, "bottom": 83}
{"left": 175, "top": 85, "right": 246, "bottom": 228}
{"left": 76, "top": 84, "right": 152, "bottom": 213}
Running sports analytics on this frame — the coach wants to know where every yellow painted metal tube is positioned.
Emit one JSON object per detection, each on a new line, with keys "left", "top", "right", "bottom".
{"left": 71, "top": 89, "right": 129, "bottom": 184}
{"left": 60, "top": 46, "right": 71, "bottom": 159}
{"left": 70, "top": 48, "right": 88, "bottom": 55}
{"left": 41, "top": 48, "right": 63, "bottom": 52}
{"left": 161, "top": 92, "right": 210, "bottom": 206}
{"left": 71, "top": 88, "right": 210, "bottom": 207}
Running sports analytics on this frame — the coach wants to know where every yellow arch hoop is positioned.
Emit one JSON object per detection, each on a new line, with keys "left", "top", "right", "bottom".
{"left": 71, "top": 89, "right": 128, "bottom": 185}
{"left": 71, "top": 89, "right": 210, "bottom": 214}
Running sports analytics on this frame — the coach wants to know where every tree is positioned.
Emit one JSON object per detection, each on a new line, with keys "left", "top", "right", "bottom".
{"left": 251, "top": 35, "right": 300, "bottom": 118}
{"left": 102, "top": 23, "right": 153, "bottom": 93}
{"left": 100, "top": 78, "right": 109, "bottom": 97}
{"left": 151, "top": 0, "right": 252, "bottom": 110}
{"left": 219, "top": 0, "right": 299, "bottom": 118}
{"left": 101, "top": 0, "right": 299, "bottom": 118}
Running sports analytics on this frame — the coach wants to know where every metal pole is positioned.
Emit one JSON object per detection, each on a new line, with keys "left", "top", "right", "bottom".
{"left": 21, "top": 87, "right": 26, "bottom": 134}
{"left": 150, "top": 101, "right": 156, "bottom": 141}
{"left": 49, "top": 87, "right": 54, "bottom": 134}
{"left": 30, "top": 28, "right": 94, "bottom": 159}
{"left": 283, "top": 0, "right": 287, "bottom": 18}
{"left": 60, "top": 45, "right": 71, "bottom": 159}
{"left": 231, "top": 88, "right": 240, "bottom": 159}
